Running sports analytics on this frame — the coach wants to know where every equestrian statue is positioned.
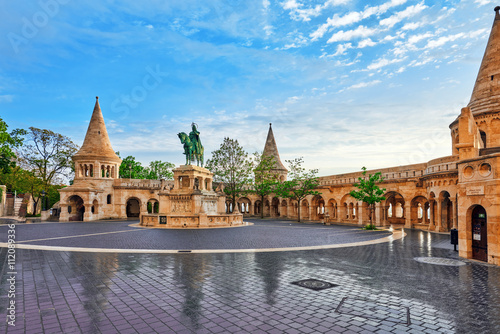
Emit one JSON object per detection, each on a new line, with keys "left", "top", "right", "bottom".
{"left": 177, "top": 123, "right": 204, "bottom": 167}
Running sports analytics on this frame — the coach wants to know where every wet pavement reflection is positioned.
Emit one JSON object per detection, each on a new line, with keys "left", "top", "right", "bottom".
{"left": 0, "top": 224, "right": 499, "bottom": 333}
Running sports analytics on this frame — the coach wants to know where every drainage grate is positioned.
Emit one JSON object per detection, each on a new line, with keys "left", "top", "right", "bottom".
{"left": 414, "top": 257, "right": 466, "bottom": 266}
{"left": 335, "top": 297, "right": 411, "bottom": 325}
{"left": 291, "top": 279, "right": 338, "bottom": 291}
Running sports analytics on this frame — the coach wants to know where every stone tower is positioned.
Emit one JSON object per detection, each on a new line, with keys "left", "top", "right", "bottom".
{"left": 263, "top": 123, "right": 288, "bottom": 181}
{"left": 450, "top": 6, "right": 500, "bottom": 152}
{"left": 73, "top": 97, "right": 122, "bottom": 179}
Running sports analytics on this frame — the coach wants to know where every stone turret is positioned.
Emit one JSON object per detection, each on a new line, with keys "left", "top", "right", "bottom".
{"left": 451, "top": 7, "right": 500, "bottom": 152}
{"left": 263, "top": 123, "right": 288, "bottom": 181}
{"left": 468, "top": 7, "right": 500, "bottom": 115}
{"left": 73, "top": 97, "right": 122, "bottom": 179}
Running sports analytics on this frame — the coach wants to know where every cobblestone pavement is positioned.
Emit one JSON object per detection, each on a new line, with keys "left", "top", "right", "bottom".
{"left": 1, "top": 220, "right": 499, "bottom": 333}
{"left": 0, "top": 219, "right": 392, "bottom": 251}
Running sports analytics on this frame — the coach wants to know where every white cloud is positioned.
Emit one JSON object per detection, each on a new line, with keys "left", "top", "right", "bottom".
{"left": 380, "top": 2, "right": 428, "bottom": 28}
{"left": 327, "top": 25, "right": 378, "bottom": 43}
{"left": 310, "top": 0, "right": 407, "bottom": 41}
{"left": 358, "top": 38, "right": 376, "bottom": 48}
{"left": 475, "top": 0, "right": 494, "bottom": 5}
{"left": 401, "top": 22, "right": 423, "bottom": 30}
{"left": 408, "top": 32, "right": 434, "bottom": 45}
{"left": 367, "top": 57, "right": 405, "bottom": 71}
{"left": 282, "top": 0, "right": 348, "bottom": 22}
{"left": 423, "top": 29, "right": 487, "bottom": 50}
{"left": 348, "top": 80, "right": 382, "bottom": 89}
{"left": 282, "top": 30, "right": 308, "bottom": 49}
{"left": 333, "top": 42, "right": 352, "bottom": 56}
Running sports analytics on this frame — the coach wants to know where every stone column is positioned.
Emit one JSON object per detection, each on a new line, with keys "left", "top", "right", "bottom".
{"left": 59, "top": 205, "right": 69, "bottom": 222}
{"left": 451, "top": 198, "right": 457, "bottom": 229}
{"left": 405, "top": 203, "right": 412, "bottom": 228}
{"left": 83, "top": 204, "right": 92, "bottom": 221}
{"left": 429, "top": 201, "right": 435, "bottom": 230}
{"left": 375, "top": 203, "right": 381, "bottom": 226}
{"left": 436, "top": 200, "right": 443, "bottom": 231}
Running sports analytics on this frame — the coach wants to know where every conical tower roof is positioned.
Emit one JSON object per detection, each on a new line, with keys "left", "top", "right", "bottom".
{"left": 263, "top": 123, "right": 287, "bottom": 171}
{"left": 73, "top": 97, "right": 121, "bottom": 163}
{"left": 467, "top": 6, "right": 500, "bottom": 115}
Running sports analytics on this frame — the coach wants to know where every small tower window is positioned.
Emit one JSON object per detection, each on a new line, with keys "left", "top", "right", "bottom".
{"left": 107, "top": 194, "right": 112, "bottom": 204}
{"left": 480, "top": 131, "right": 487, "bottom": 148}
{"left": 491, "top": 75, "right": 494, "bottom": 81}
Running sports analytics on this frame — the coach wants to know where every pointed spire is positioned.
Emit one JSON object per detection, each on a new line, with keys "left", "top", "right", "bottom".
{"left": 73, "top": 97, "right": 121, "bottom": 163}
{"left": 468, "top": 6, "right": 500, "bottom": 114}
{"left": 263, "top": 123, "right": 287, "bottom": 172}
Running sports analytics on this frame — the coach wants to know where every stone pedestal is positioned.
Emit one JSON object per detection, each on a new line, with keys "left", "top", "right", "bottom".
{"left": 140, "top": 165, "right": 243, "bottom": 228}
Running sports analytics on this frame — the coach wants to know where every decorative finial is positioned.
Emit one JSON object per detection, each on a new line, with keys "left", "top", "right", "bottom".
{"left": 495, "top": 6, "right": 500, "bottom": 12}
{"left": 269, "top": 123, "right": 272, "bottom": 127}
{"left": 96, "top": 96, "right": 99, "bottom": 100}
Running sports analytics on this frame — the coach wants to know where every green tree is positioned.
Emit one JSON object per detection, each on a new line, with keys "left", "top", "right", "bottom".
{"left": 275, "top": 157, "right": 321, "bottom": 222}
{"left": 119, "top": 155, "right": 147, "bottom": 179}
{"left": 118, "top": 155, "right": 174, "bottom": 180}
{"left": 349, "top": 167, "right": 386, "bottom": 229}
{"left": 0, "top": 117, "right": 26, "bottom": 173}
{"left": 248, "top": 152, "right": 280, "bottom": 219}
{"left": 206, "top": 137, "right": 253, "bottom": 211}
{"left": 19, "top": 127, "right": 79, "bottom": 188}
{"left": 145, "top": 160, "right": 175, "bottom": 180}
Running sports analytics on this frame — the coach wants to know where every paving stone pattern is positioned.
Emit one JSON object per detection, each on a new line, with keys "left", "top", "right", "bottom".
{"left": 0, "top": 220, "right": 499, "bottom": 333}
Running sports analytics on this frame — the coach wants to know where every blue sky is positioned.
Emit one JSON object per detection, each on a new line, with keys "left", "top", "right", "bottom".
{"left": 0, "top": 0, "right": 496, "bottom": 177}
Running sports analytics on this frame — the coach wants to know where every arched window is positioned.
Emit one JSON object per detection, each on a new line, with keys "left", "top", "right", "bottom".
{"left": 107, "top": 194, "right": 112, "bottom": 204}
{"left": 480, "top": 131, "right": 487, "bottom": 148}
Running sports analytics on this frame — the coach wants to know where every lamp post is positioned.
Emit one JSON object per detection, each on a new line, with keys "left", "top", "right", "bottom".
{"left": 41, "top": 190, "right": 46, "bottom": 211}
{"left": 128, "top": 164, "right": 132, "bottom": 179}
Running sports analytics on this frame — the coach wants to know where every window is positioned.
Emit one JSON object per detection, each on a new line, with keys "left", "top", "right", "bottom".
{"left": 107, "top": 194, "right": 112, "bottom": 204}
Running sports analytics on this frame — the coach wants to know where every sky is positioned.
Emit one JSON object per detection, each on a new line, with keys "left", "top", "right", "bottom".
{"left": 0, "top": 0, "right": 497, "bottom": 177}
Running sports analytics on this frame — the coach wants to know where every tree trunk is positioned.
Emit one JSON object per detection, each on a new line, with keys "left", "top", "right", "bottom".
{"left": 260, "top": 195, "right": 264, "bottom": 219}
{"left": 369, "top": 204, "right": 373, "bottom": 227}
{"left": 297, "top": 199, "right": 301, "bottom": 223}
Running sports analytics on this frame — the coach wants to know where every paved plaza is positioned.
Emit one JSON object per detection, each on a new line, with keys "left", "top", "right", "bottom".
{"left": 1, "top": 219, "right": 499, "bottom": 333}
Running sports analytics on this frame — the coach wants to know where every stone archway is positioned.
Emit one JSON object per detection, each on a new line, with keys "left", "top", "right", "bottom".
{"left": 439, "top": 191, "right": 453, "bottom": 231}
{"left": 238, "top": 197, "right": 251, "bottom": 215}
{"left": 384, "top": 191, "right": 405, "bottom": 225}
{"left": 311, "top": 195, "right": 325, "bottom": 221}
{"left": 126, "top": 198, "right": 141, "bottom": 217}
{"left": 411, "top": 196, "right": 429, "bottom": 227}
{"left": 254, "top": 200, "right": 262, "bottom": 216}
{"left": 271, "top": 197, "right": 280, "bottom": 217}
{"left": 68, "top": 195, "right": 84, "bottom": 221}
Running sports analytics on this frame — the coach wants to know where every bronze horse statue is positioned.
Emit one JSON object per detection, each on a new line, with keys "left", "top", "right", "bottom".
{"left": 178, "top": 132, "right": 204, "bottom": 167}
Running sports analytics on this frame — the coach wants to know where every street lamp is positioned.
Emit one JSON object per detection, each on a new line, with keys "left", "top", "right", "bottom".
{"left": 128, "top": 164, "right": 132, "bottom": 179}
{"left": 41, "top": 190, "right": 46, "bottom": 211}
